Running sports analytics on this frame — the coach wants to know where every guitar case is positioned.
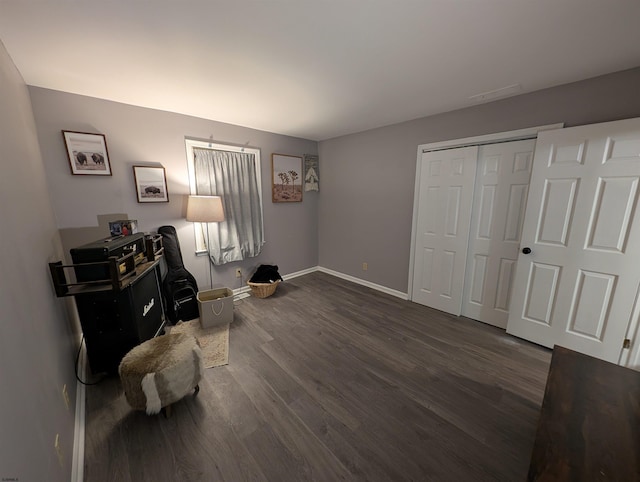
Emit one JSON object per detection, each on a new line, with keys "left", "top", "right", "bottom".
{"left": 157, "top": 225, "right": 199, "bottom": 324}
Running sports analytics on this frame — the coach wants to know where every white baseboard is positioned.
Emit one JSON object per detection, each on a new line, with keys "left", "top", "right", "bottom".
{"left": 233, "top": 285, "right": 251, "bottom": 300}
{"left": 71, "top": 342, "right": 87, "bottom": 482}
{"left": 233, "top": 266, "right": 319, "bottom": 301}
{"left": 234, "top": 266, "right": 320, "bottom": 301}
{"left": 234, "top": 266, "right": 407, "bottom": 300}
{"left": 282, "top": 266, "right": 319, "bottom": 280}
{"left": 317, "top": 267, "right": 409, "bottom": 300}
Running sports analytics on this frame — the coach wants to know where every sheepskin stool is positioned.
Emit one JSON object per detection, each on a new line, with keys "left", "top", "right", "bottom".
{"left": 118, "top": 333, "right": 203, "bottom": 417}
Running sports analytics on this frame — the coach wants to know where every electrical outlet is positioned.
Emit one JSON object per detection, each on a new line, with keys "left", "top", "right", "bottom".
{"left": 62, "top": 384, "right": 71, "bottom": 411}
{"left": 235, "top": 268, "right": 242, "bottom": 278}
{"left": 362, "top": 262, "right": 368, "bottom": 271}
{"left": 54, "top": 433, "right": 64, "bottom": 467}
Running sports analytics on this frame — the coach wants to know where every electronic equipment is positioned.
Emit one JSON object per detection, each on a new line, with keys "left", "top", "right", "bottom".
{"left": 75, "top": 264, "right": 164, "bottom": 373}
{"left": 50, "top": 233, "right": 166, "bottom": 374}
{"left": 70, "top": 233, "right": 146, "bottom": 282}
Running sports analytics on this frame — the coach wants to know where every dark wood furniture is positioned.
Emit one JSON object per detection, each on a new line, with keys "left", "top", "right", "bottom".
{"left": 528, "top": 345, "right": 640, "bottom": 481}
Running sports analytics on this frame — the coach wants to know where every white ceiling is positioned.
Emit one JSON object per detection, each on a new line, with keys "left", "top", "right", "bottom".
{"left": 1, "top": 1, "right": 639, "bottom": 141}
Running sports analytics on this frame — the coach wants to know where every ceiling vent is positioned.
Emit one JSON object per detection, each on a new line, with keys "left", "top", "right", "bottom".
{"left": 469, "top": 83, "right": 522, "bottom": 103}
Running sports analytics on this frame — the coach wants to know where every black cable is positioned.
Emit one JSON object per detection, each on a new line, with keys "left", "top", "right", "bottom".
{"left": 75, "top": 335, "right": 106, "bottom": 386}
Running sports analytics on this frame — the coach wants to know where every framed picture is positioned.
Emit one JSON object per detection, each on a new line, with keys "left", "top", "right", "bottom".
{"left": 303, "top": 154, "right": 319, "bottom": 192}
{"left": 272, "top": 153, "right": 303, "bottom": 202}
{"left": 132, "top": 166, "right": 169, "bottom": 203}
{"left": 62, "top": 130, "right": 112, "bottom": 176}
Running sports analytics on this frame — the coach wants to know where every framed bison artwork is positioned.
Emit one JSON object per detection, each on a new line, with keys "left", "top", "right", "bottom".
{"left": 133, "top": 166, "right": 169, "bottom": 203}
{"left": 62, "top": 130, "right": 112, "bottom": 176}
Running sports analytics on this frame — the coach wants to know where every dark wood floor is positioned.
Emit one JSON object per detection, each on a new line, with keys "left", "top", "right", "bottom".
{"left": 84, "top": 272, "right": 551, "bottom": 481}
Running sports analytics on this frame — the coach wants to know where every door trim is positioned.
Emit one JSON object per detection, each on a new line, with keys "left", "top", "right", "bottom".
{"left": 408, "top": 123, "right": 564, "bottom": 303}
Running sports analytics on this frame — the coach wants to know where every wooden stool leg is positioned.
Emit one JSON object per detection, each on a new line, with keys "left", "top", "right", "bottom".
{"left": 163, "top": 404, "right": 172, "bottom": 418}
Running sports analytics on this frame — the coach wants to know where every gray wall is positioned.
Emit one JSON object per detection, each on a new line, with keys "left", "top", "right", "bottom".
{"left": 29, "top": 88, "right": 319, "bottom": 290}
{"left": 0, "top": 42, "right": 76, "bottom": 482}
{"left": 318, "top": 67, "right": 640, "bottom": 293}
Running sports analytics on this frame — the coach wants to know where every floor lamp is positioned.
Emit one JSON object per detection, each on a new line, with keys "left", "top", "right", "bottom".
{"left": 186, "top": 195, "right": 225, "bottom": 290}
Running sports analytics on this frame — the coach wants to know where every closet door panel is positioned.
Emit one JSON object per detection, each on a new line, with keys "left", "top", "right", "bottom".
{"left": 461, "top": 139, "right": 536, "bottom": 328}
{"left": 411, "top": 146, "right": 478, "bottom": 315}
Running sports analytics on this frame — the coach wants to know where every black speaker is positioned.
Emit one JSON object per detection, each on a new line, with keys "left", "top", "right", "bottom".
{"left": 75, "top": 264, "right": 164, "bottom": 374}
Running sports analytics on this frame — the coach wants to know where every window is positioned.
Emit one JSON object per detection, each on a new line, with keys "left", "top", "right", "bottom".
{"left": 185, "top": 139, "right": 264, "bottom": 264}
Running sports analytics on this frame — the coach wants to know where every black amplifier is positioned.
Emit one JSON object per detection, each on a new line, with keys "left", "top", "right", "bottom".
{"left": 70, "top": 233, "right": 146, "bottom": 282}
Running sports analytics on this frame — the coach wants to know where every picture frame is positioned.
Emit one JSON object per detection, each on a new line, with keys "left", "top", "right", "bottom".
{"left": 272, "top": 153, "right": 303, "bottom": 203}
{"left": 62, "top": 130, "right": 112, "bottom": 176}
{"left": 132, "top": 166, "right": 169, "bottom": 203}
{"left": 303, "top": 154, "right": 319, "bottom": 192}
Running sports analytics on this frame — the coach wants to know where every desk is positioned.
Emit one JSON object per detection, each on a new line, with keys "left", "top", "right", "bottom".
{"left": 528, "top": 346, "right": 640, "bottom": 481}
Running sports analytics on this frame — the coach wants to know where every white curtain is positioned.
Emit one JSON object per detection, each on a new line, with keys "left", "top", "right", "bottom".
{"left": 193, "top": 148, "right": 264, "bottom": 265}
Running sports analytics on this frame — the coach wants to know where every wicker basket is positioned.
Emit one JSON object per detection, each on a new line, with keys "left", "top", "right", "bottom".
{"left": 247, "top": 279, "right": 280, "bottom": 298}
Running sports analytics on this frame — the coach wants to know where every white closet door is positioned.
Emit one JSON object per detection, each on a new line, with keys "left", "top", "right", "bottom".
{"left": 411, "top": 146, "right": 478, "bottom": 315}
{"left": 461, "top": 139, "right": 536, "bottom": 328}
{"left": 507, "top": 118, "right": 640, "bottom": 364}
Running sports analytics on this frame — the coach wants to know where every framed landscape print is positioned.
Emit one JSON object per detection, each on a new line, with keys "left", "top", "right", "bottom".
{"left": 132, "top": 166, "right": 169, "bottom": 203}
{"left": 62, "top": 130, "right": 112, "bottom": 176}
{"left": 272, "top": 153, "right": 303, "bottom": 202}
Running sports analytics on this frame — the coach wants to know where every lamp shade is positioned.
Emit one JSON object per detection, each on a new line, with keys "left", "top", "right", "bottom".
{"left": 186, "top": 195, "right": 225, "bottom": 223}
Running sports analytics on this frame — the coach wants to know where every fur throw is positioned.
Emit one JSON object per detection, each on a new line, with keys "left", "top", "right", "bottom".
{"left": 119, "top": 333, "right": 203, "bottom": 414}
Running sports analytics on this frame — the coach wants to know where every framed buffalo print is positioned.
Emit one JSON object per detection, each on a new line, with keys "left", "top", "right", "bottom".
{"left": 133, "top": 166, "right": 169, "bottom": 203}
{"left": 62, "top": 130, "right": 112, "bottom": 176}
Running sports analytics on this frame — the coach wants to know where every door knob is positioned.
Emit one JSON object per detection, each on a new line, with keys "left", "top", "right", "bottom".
{"left": 522, "top": 247, "right": 532, "bottom": 254}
